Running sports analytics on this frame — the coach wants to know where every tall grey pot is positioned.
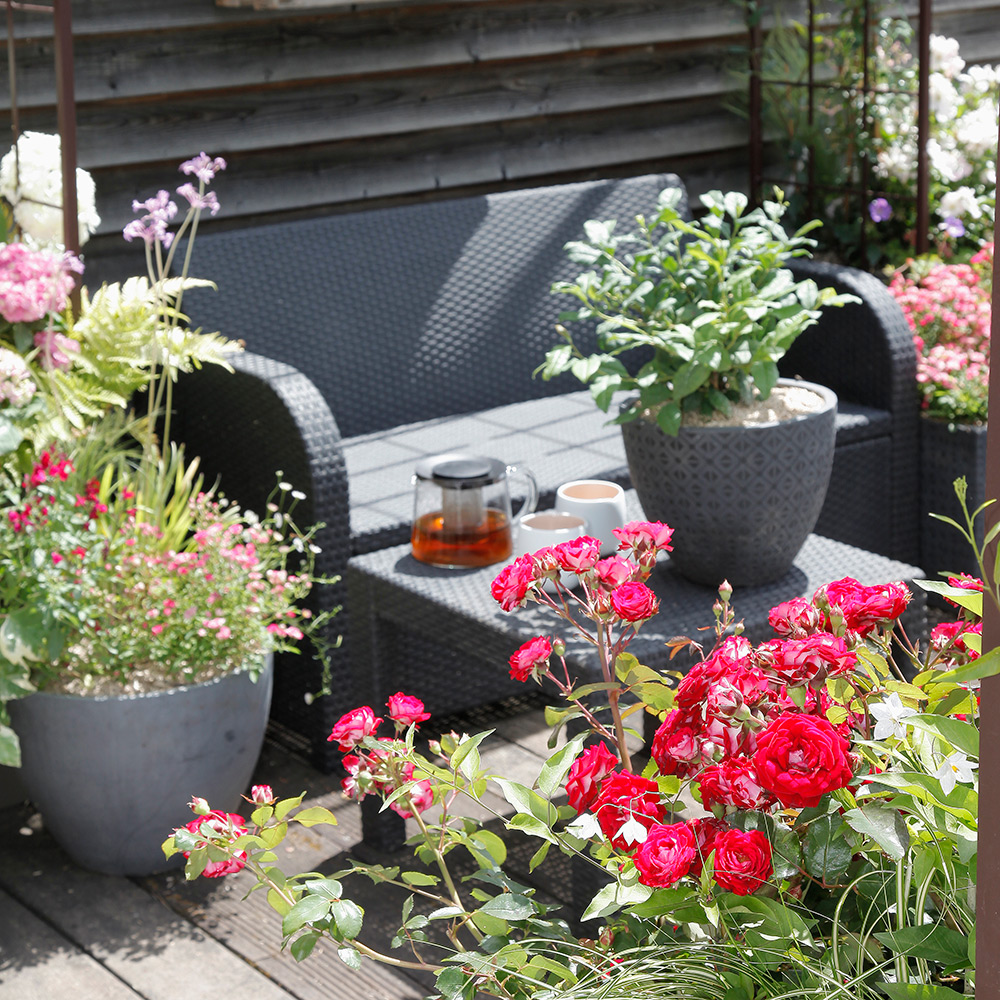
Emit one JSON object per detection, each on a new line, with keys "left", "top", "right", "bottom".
{"left": 9, "top": 657, "right": 273, "bottom": 876}
{"left": 620, "top": 380, "right": 838, "bottom": 587}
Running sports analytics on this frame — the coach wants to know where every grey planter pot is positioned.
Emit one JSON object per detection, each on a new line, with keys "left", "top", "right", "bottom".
{"left": 919, "top": 418, "right": 987, "bottom": 582}
{"left": 621, "top": 380, "right": 837, "bottom": 587}
{"left": 9, "top": 657, "right": 273, "bottom": 876}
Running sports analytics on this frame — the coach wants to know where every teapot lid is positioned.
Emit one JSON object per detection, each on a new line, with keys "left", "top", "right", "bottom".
{"left": 415, "top": 452, "right": 506, "bottom": 489}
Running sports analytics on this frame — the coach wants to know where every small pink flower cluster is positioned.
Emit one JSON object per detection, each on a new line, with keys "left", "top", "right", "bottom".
{"left": 560, "top": 576, "right": 914, "bottom": 895}
{"left": 0, "top": 242, "right": 81, "bottom": 324}
{"left": 887, "top": 244, "right": 992, "bottom": 423}
{"left": 328, "top": 694, "right": 435, "bottom": 819}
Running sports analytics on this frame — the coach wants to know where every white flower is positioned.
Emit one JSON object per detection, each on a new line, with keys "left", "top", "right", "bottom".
{"left": 564, "top": 812, "right": 602, "bottom": 839}
{"left": 927, "top": 139, "right": 972, "bottom": 184}
{"left": 928, "top": 73, "right": 959, "bottom": 121}
{"left": 956, "top": 102, "right": 1000, "bottom": 160}
{"left": 870, "top": 692, "right": 918, "bottom": 741}
{"left": 930, "top": 35, "right": 965, "bottom": 78}
{"left": 0, "top": 348, "right": 36, "bottom": 406}
{"left": 938, "top": 186, "right": 983, "bottom": 220}
{"left": 0, "top": 131, "right": 100, "bottom": 248}
{"left": 877, "top": 143, "right": 917, "bottom": 183}
{"left": 617, "top": 815, "right": 650, "bottom": 847}
{"left": 963, "top": 64, "right": 1000, "bottom": 94}
{"left": 934, "top": 751, "right": 978, "bottom": 796}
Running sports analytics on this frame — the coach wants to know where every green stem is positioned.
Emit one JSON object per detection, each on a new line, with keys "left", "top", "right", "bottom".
{"left": 598, "top": 621, "right": 632, "bottom": 772}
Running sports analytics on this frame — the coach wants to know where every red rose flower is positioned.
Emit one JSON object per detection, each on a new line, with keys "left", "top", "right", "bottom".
{"left": 386, "top": 692, "right": 432, "bottom": 726}
{"left": 633, "top": 822, "right": 697, "bottom": 888}
{"left": 772, "top": 632, "right": 857, "bottom": 684}
{"left": 609, "top": 581, "right": 660, "bottom": 623}
{"left": 815, "top": 577, "right": 911, "bottom": 635}
{"left": 182, "top": 811, "right": 248, "bottom": 877}
{"left": 712, "top": 828, "right": 772, "bottom": 896}
{"left": 594, "top": 554, "right": 640, "bottom": 589}
{"left": 565, "top": 741, "right": 618, "bottom": 814}
{"left": 651, "top": 709, "right": 707, "bottom": 778}
{"left": 698, "top": 756, "right": 774, "bottom": 813}
{"left": 944, "top": 572, "right": 984, "bottom": 608}
{"left": 592, "top": 770, "right": 666, "bottom": 852}
{"left": 752, "top": 714, "right": 854, "bottom": 808}
{"left": 491, "top": 554, "right": 537, "bottom": 611}
{"left": 508, "top": 636, "right": 553, "bottom": 682}
{"left": 688, "top": 816, "right": 730, "bottom": 876}
{"left": 327, "top": 705, "right": 382, "bottom": 750}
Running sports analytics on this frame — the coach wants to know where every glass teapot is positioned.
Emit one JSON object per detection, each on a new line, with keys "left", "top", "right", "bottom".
{"left": 411, "top": 452, "right": 538, "bottom": 568}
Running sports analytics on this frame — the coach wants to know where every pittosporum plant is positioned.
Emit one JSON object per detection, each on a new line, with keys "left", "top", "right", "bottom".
{"left": 537, "top": 188, "right": 857, "bottom": 436}
{"left": 168, "top": 480, "right": 993, "bottom": 999}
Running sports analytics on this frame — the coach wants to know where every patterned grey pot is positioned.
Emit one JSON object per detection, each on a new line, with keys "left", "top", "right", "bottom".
{"left": 9, "top": 657, "right": 272, "bottom": 876}
{"left": 620, "top": 380, "right": 837, "bottom": 587}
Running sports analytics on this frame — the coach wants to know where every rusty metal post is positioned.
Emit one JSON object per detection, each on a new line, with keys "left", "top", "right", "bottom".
{"left": 976, "top": 109, "right": 1000, "bottom": 1000}
{"left": 914, "top": 0, "right": 930, "bottom": 256}
{"left": 51, "top": 0, "right": 78, "bottom": 260}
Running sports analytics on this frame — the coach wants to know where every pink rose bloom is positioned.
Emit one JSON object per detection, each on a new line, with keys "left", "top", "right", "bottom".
{"left": 772, "top": 632, "right": 858, "bottom": 683}
{"left": 508, "top": 635, "right": 552, "bottom": 682}
{"left": 564, "top": 741, "right": 618, "bottom": 814}
{"left": 491, "top": 554, "right": 537, "bottom": 611}
{"left": 327, "top": 705, "right": 382, "bottom": 751}
{"left": 391, "top": 778, "right": 434, "bottom": 818}
{"left": 633, "top": 822, "right": 697, "bottom": 888}
{"left": 768, "top": 597, "right": 823, "bottom": 637}
{"left": 609, "top": 581, "right": 659, "bottom": 622}
{"left": 552, "top": 535, "right": 601, "bottom": 574}
{"left": 181, "top": 811, "right": 248, "bottom": 877}
{"left": 386, "top": 691, "right": 431, "bottom": 726}
{"left": 594, "top": 554, "right": 640, "bottom": 589}
{"left": 613, "top": 520, "right": 674, "bottom": 553}
{"left": 815, "top": 577, "right": 911, "bottom": 635}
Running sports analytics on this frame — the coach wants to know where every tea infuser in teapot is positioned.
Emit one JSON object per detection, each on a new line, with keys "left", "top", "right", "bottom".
{"left": 411, "top": 452, "right": 538, "bottom": 568}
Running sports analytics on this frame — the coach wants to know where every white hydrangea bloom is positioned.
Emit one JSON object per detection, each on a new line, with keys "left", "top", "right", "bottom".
{"left": 938, "top": 186, "right": 983, "bottom": 220}
{"left": 0, "top": 131, "right": 100, "bottom": 248}
{"left": 962, "top": 63, "right": 1000, "bottom": 94}
{"left": 927, "top": 139, "right": 972, "bottom": 184}
{"left": 930, "top": 34, "right": 965, "bottom": 78}
{"left": 956, "top": 101, "right": 1000, "bottom": 160}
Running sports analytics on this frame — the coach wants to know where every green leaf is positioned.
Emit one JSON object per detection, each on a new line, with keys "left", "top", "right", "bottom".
{"left": 338, "top": 946, "right": 362, "bottom": 970}
{"left": 0, "top": 725, "right": 20, "bottom": 767}
{"left": 282, "top": 894, "right": 332, "bottom": 936}
{"left": 468, "top": 829, "right": 508, "bottom": 867}
{"left": 528, "top": 840, "right": 551, "bottom": 872}
{"left": 506, "top": 812, "right": 559, "bottom": 844}
{"left": 874, "top": 924, "right": 970, "bottom": 967}
{"left": 931, "top": 643, "right": 1000, "bottom": 686}
{"left": 536, "top": 732, "right": 587, "bottom": 799}
{"left": 655, "top": 402, "right": 682, "bottom": 437}
{"left": 879, "top": 986, "right": 963, "bottom": 1000}
{"left": 842, "top": 804, "right": 910, "bottom": 861}
{"left": 907, "top": 714, "right": 979, "bottom": 760}
{"left": 400, "top": 871, "right": 440, "bottom": 886}
{"left": 274, "top": 793, "right": 305, "bottom": 820}
{"left": 330, "top": 898, "right": 364, "bottom": 940}
{"left": 802, "top": 814, "right": 852, "bottom": 881}
{"left": 303, "top": 878, "right": 344, "bottom": 899}
{"left": 451, "top": 730, "right": 493, "bottom": 779}
{"left": 478, "top": 893, "right": 534, "bottom": 921}
{"left": 436, "top": 966, "right": 472, "bottom": 1000}
{"left": 290, "top": 932, "right": 319, "bottom": 962}
{"left": 292, "top": 806, "right": 338, "bottom": 828}
{"left": 493, "top": 778, "right": 558, "bottom": 825}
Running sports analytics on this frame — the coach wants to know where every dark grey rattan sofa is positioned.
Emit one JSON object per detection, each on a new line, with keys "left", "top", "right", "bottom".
{"left": 171, "top": 173, "right": 918, "bottom": 769}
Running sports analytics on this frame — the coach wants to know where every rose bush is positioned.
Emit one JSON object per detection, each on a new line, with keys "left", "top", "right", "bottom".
{"left": 167, "top": 486, "right": 992, "bottom": 999}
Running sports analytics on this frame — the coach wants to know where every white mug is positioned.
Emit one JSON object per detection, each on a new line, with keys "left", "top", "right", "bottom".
{"left": 515, "top": 510, "right": 588, "bottom": 590}
{"left": 555, "top": 480, "right": 627, "bottom": 556}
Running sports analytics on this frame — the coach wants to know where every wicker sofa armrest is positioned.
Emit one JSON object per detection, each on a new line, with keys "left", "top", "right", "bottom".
{"left": 170, "top": 350, "right": 356, "bottom": 761}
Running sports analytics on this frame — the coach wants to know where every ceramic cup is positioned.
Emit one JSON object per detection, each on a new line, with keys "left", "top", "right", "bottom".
{"left": 515, "top": 510, "right": 588, "bottom": 590}
{"left": 554, "top": 480, "right": 627, "bottom": 556}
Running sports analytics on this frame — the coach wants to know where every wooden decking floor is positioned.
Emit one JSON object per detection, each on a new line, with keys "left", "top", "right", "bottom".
{"left": 0, "top": 697, "right": 592, "bottom": 1000}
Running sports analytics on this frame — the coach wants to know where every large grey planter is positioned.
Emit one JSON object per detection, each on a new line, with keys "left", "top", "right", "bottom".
{"left": 620, "top": 380, "right": 837, "bottom": 587}
{"left": 9, "top": 657, "right": 273, "bottom": 876}
{"left": 920, "top": 418, "right": 987, "bottom": 582}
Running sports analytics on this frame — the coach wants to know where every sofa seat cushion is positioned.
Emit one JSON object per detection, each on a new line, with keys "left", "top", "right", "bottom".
{"left": 343, "top": 391, "right": 892, "bottom": 556}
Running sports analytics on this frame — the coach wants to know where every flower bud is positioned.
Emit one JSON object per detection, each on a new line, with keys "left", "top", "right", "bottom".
{"left": 250, "top": 784, "right": 274, "bottom": 805}
{"left": 718, "top": 580, "right": 733, "bottom": 603}
{"left": 552, "top": 637, "right": 566, "bottom": 657}
{"left": 188, "top": 796, "right": 210, "bottom": 815}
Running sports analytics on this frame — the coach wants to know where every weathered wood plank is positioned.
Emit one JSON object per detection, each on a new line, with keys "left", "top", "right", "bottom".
{"left": 8, "top": 42, "right": 738, "bottom": 170}
{"left": 4, "top": 2, "right": 749, "bottom": 107}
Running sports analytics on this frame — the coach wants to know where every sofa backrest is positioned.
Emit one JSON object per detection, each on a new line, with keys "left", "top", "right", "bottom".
{"left": 182, "top": 173, "right": 686, "bottom": 439}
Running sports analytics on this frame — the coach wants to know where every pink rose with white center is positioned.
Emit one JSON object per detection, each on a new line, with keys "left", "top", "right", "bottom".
{"left": 390, "top": 776, "right": 434, "bottom": 818}
{"left": 552, "top": 536, "right": 601, "bottom": 574}
{"left": 564, "top": 741, "right": 618, "bottom": 814}
{"left": 773, "top": 632, "right": 857, "bottom": 684}
{"left": 180, "top": 811, "right": 248, "bottom": 877}
{"left": 613, "top": 520, "right": 674, "bottom": 554}
{"left": 815, "top": 577, "right": 911, "bottom": 636}
{"left": 386, "top": 691, "right": 431, "bottom": 726}
{"left": 508, "top": 635, "right": 552, "bottom": 682}
{"left": 327, "top": 705, "right": 382, "bottom": 750}
{"left": 697, "top": 756, "right": 774, "bottom": 813}
{"left": 609, "top": 581, "right": 659, "bottom": 622}
{"left": 768, "top": 597, "right": 823, "bottom": 637}
{"left": 250, "top": 784, "right": 275, "bottom": 805}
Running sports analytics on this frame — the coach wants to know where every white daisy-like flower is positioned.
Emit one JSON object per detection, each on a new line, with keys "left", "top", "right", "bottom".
{"left": 935, "top": 751, "right": 978, "bottom": 797}
{"left": 870, "top": 692, "right": 918, "bottom": 741}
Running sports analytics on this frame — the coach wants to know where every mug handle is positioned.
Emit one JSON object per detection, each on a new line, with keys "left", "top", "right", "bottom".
{"left": 507, "top": 464, "right": 538, "bottom": 521}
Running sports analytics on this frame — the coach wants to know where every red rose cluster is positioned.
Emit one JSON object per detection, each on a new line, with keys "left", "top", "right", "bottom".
{"left": 561, "top": 576, "right": 912, "bottom": 896}
{"left": 328, "top": 692, "right": 435, "bottom": 819}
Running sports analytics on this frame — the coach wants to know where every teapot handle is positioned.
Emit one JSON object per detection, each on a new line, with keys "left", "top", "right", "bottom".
{"left": 506, "top": 464, "right": 538, "bottom": 521}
